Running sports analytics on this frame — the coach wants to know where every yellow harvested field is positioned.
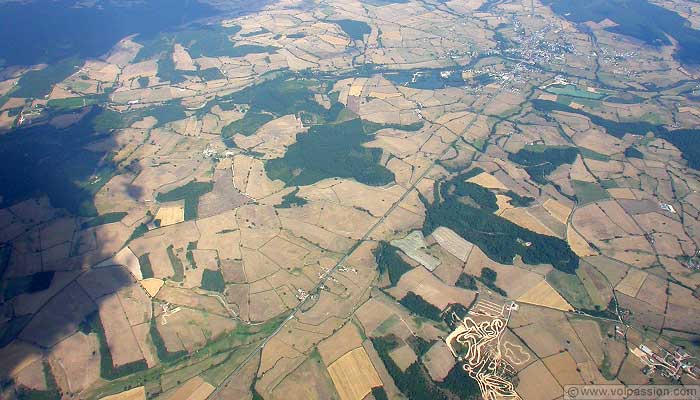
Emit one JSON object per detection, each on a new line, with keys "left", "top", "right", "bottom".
{"left": 516, "top": 360, "right": 562, "bottom": 400}
{"left": 155, "top": 205, "right": 184, "bottom": 227}
{"left": 98, "top": 293, "right": 145, "bottom": 367}
{"left": 327, "top": 179, "right": 405, "bottom": 217}
{"left": 84, "top": 60, "right": 120, "bottom": 82}
{"left": 48, "top": 86, "right": 74, "bottom": 100}
{"left": 570, "top": 156, "right": 596, "bottom": 182}
{"left": 615, "top": 269, "right": 648, "bottom": 297}
{"left": 543, "top": 352, "right": 584, "bottom": 385}
{"left": 0, "top": 78, "right": 17, "bottom": 97}
{"left": 608, "top": 188, "right": 637, "bottom": 200}
{"left": 317, "top": 322, "right": 364, "bottom": 365}
{"left": 120, "top": 60, "right": 157, "bottom": 82}
{"left": 173, "top": 44, "right": 196, "bottom": 71}
{"left": 543, "top": 199, "right": 572, "bottom": 224}
{"left": 1, "top": 97, "right": 26, "bottom": 111}
{"left": 233, "top": 155, "right": 284, "bottom": 199}
{"left": 422, "top": 341, "right": 454, "bottom": 382}
{"left": 461, "top": 70, "right": 475, "bottom": 80}
{"left": 327, "top": 347, "right": 383, "bottom": 400}
{"left": 141, "top": 278, "right": 164, "bottom": 297}
{"left": 517, "top": 280, "right": 574, "bottom": 311}
{"left": 567, "top": 225, "right": 597, "bottom": 257}
{"left": 431, "top": 226, "right": 473, "bottom": 262}
{"left": 368, "top": 91, "right": 401, "bottom": 99}
{"left": 117, "top": 247, "right": 142, "bottom": 280}
{"left": 467, "top": 172, "right": 508, "bottom": 190}
{"left": 538, "top": 93, "right": 558, "bottom": 101}
{"left": 678, "top": 106, "right": 700, "bottom": 117}
{"left": 97, "top": 246, "right": 142, "bottom": 280}
{"left": 233, "top": 114, "right": 304, "bottom": 159}
{"left": 0, "top": 110, "right": 15, "bottom": 130}
{"left": 495, "top": 194, "right": 514, "bottom": 215}
{"left": 100, "top": 386, "right": 145, "bottom": 400}
{"left": 389, "top": 266, "right": 477, "bottom": 311}
{"left": 388, "top": 344, "right": 417, "bottom": 372}
{"left": 167, "top": 376, "right": 215, "bottom": 400}
{"left": 186, "top": 382, "right": 215, "bottom": 400}
{"left": 501, "top": 208, "right": 557, "bottom": 237}
{"left": 319, "top": 34, "right": 350, "bottom": 47}
{"left": 381, "top": 30, "right": 402, "bottom": 40}
{"left": 348, "top": 82, "right": 364, "bottom": 97}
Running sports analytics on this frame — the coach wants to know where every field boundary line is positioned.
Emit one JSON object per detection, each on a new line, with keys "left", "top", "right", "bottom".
{"left": 207, "top": 87, "right": 505, "bottom": 399}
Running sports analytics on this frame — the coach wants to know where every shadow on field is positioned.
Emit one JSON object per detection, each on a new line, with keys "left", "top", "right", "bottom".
{"left": 0, "top": 0, "right": 286, "bottom": 67}
{"left": 0, "top": 106, "right": 151, "bottom": 397}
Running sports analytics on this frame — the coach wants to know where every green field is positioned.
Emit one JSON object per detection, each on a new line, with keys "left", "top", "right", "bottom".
{"left": 15, "top": 361, "right": 60, "bottom": 400}
{"left": 275, "top": 188, "right": 308, "bottom": 208}
{"left": 156, "top": 180, "right": 213, "bottom": 220}
{"left": 166, "top": 245, "right": 185, "bottom": 282}
{"left": 579, "top": 148, "right": 610, "bottom": 162}
{"left": 222, "top": 76, "right": 327, "bottom": 117}
{"left": 572, "top": 180, "right": 609, "bottom": 204}
{"left": 371, "top": 335, "right": 482, "bottom": 400}
{"left": 82, "top": 312, "right": 148, "bottom": 380}
{"left": 138, "top": 254, "right": 154, "bottom": 279}
{"left": 92, "top": 102, "right": 187, "bottom": 131}
{"left": 81, "top": 212, "right": 127, "bottom": 229}
{"left": 547, "top": 269, "right": 596, "bottom": 310}
{"left": 3, "top": 271, "right": 54, "bottom": 300}
{"left": 374, "top": 242, "right": 413, "bottom": 286}
{"left": 88, "top": 315, "right": 286, "bottom": 399}
{"left": 508, "top": 145, "right": 578, "bottom": 184}
{"left": 201, "top": 270, "right": 226, "bottom": 292}
{"left": 332, "top": 19, "right": 371, "bottom": 40}
{"left": 222, "top": 112, "right": 274, "bottom": 137}
{"left": 624, "top": 146, "right": 644, "bottom": 159}
{"left": 399, "top": 292, "right": 442, "bottom": 321}
{"left": 135, "top": 25, "right": 243, "bottom": 61}
{"left": 47, "top": 95, "right": 101, "bottom": 110}
{"left": 546, "top": 85, "right": 604, "bottom": 100}
{"left": 0, "top": 107, "right": 121, "bottom": 216}
{"left": 12, "top": 58, "right": 80, "bottom": 98}
{"left": 532, "top": 100, "right": 700, "bottom": 169}
{"left": 423, "top": 171, "right": 579, "bottom": 273}
{"left": 266, "top": 118, "right": 395, "bottom": 186}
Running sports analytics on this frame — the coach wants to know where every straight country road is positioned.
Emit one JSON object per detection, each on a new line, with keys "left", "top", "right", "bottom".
{"left": 207, "top": 87, "right": 504, "bottom": 399}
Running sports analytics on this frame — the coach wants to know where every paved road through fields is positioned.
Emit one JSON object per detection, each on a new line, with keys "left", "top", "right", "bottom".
{"left": 206, "top": 86, "right": 507, "bottom": 399}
